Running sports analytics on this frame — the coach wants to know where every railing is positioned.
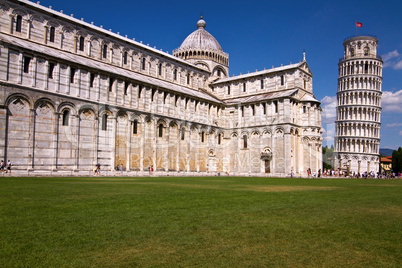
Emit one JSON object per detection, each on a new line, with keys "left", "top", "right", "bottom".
{"left": 339, "top": 53, "right": 382, "bottom": 62}
{"left": 343, "top": 34, "right": 378, "bottom": 42}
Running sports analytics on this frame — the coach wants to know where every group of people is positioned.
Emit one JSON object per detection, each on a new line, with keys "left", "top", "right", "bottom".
{"left": 115, "top": 164, "right": 124, "bottom": 175}
{"left": 148, "top": 165, "right": 154, "bottom": 175}
{"left": 306, "top": 168, "right": 322, "bottom": 178}
{"left": 0, "top": 160, "right": 12, "bottom": 174}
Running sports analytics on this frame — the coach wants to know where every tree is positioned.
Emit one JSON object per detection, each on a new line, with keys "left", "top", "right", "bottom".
{"left": 392, "top": 147, "right": 402, "bottom": 173}
{"left": 322, "top": 145, "right": 334, "bottom": 170}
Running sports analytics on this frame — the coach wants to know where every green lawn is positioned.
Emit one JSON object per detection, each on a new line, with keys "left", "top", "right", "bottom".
{"left": 1, "top": 176, "right": 401, "bottom": 267}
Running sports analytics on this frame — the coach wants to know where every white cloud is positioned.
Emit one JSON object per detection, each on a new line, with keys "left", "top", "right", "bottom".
{"left": 383, "top": 50, "right": 402, "bottom": 70}
{"left": 382, "top": 90, "right": 402, "bottom": 113}
{"left": 383, "top": 50, "right": 399, "bottom": 62}
{"left": 399, "top": 131, "right": 402, "bottom": 136}
{"left": 320, "top": 96, "right": 337, "bottom": 124}
{"left": 386, "top": 123, "right": 402, "bottom": 127}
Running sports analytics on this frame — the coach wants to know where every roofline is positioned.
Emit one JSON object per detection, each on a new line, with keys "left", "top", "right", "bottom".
{"left": 212, "top": 62, "right": 306, "bottom": 84}
{"left": 16, "top": 0, "right": 209, "bottom": 74}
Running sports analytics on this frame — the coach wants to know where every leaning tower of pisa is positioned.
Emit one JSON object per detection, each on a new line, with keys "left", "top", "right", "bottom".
{"left": 334, "top": 35, "right": 383, "bottom": 175}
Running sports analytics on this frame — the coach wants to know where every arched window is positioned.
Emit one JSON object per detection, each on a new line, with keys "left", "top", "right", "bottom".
{"left": 241, "top": 106, "right": 244, "bottom": 117}
{"left": 158, "top": 63, "right": 162, "bottom": 76}
{"left": 49, "top": 26, "right": 55, "bottom": 42}
{"left": 102, "top": 114, "right": 108, "bottom": 130}
{"left": 48, "top": 62, "right": 55, "bottom": 79}
{"left": 350, "top": 48, "right": 355, "bottom": 57}
{"left": 201, "top": 131, "right": 205, "bottom": 143}
{"left": 243, "top": 135, "right": 247, "bottom": 149}
{"left": 243, "top": 82, "right": 246, "bottom": 92}
{"left": 181, "top": 127, "right": 185, "bottom": 140}
{"left": 79, "top": 36, "right": 85, "bottom": 51}
{"left": 158, "top": 124, "right": 163, "bottom": 138}
{"left": 133, "top": 120, "right": 138, "bottom": 134}
{"left": 187, "top": 73, "right": 190, "bottom": 84}
{"left": 227, "top": 85, "right": 231, "bottom": 95}
{"left": 364, "top": 47, "right": 370, "bottom": 56}
{"left": 217, "top": 69, "right": 221, "bottom": 77}
{"left": 102, "top": 44, "right": 107, "bottom": 59}
{"left": 142, "top": 58, "right": 146, "bottom": 70}
{"left": 70, "top": 68, "right": 76, "bottom": 83}
{"left": 23, "top": 56, "right": 31, "bottom": 73}
{"left": 123, "top": 51, "right": 128, "bottom": 65}
{"left": 16, "top": 15, "right": 22, "bottom": 33}
{"left": 62, "top": 110, "right": 69, "bottom": 126}
{"left": 138, "top": 85, "right": 142, "bottom": 98}
{"left": 174, "top": 69, "right": 177, "bottom": 80}
{"left": 218, "top": 133, "right": 221, "bottom": 145}
{"left": 261, "top": 78, "right": 264, "bottom": 89}
{"left": 280, "top": 75, "right": 284, "bottom": 86}
{"left": 109, "top": 77, "right": 114, "bottom": 92}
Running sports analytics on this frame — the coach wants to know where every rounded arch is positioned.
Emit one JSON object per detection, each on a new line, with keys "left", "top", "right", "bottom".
{"left": 62, "top": 25, "right": 75, "bottom": 35}
{"left": 231, "top": 131, "right": 238, "bottom": 138}
{"left": 30, "top": 14, "right": 45, "bottom": 24}
{"left": 34, "top": 97, "right": 56, "bottom": 111}
{"left": 46, "top": 19, "right": 60, "bottom": 28}
{"left": 5, "top": 93, "right": 32, "bottom": 108}
{"left": 274, "top": 127, "right": 285, "bottom": 135}
{"left": 58, "top": 102, "right": 77, "bottom": 116}
{"left": 12, "top": 8, "right": 28, "bottom": 17}
{"left": 193, "top": 61, "right": 210, "bottom": 71}
{"left": 212, "top": 66, "right": 227, "bottom": 77}
{"left": 98, "top": 107, "right": 113, "bottom": 117}
{"left": 262, "top": 128, "right": 272, "bottom": 136}
{"left": 130, "top": 113, "right": 143, "bottom": 123}
{"left": 156, "top": 118, "right": 167, "bottom": 128}
{"left": 168, "top": 120, "right": 178, "bottom": 128}
{"left": 251, "top": 129, "right": 260, "bottom": 136}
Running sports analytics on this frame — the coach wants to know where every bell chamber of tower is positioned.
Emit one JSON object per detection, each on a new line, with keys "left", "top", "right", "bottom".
{"left": 334, "top": 35, "right": 383, "bottom": 175}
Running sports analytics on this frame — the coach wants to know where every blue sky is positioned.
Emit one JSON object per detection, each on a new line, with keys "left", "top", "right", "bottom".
{"left": 36, "top": 0, "right": 402, "bottom": 150}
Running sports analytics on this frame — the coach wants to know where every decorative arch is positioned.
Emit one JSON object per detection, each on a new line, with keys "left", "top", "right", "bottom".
{"left": 156, "top": 118, "right": 167, "bottom": 128}
{"left": 46, "top": 19, "right": 60, "bottom": 28}
{"left": 12, "top": 8, "right": 28, "bottom": 17}
{"left": 58, "top": 102, "right": 77, "bottom": 116}
{"left": 5, "top": 93, "right": 32, "bottom": 108}
{"left": 34, "top": 98, "right": 55, "bottom": 111}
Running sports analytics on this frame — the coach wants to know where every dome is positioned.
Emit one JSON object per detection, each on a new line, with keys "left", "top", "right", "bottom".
{"left": 178, "top": 17, "right": 223, "bottom": 52}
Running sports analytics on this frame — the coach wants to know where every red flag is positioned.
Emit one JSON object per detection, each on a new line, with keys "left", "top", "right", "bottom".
{"left": 356, "top": 22, "right": 363, "bottom": 27}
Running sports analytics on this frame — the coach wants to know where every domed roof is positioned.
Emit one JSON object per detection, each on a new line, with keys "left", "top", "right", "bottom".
{"left": 178, "top": 17, "right": 223, "bottom": 52}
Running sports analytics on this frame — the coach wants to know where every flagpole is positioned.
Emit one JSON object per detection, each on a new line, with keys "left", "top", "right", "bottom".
{"left": 356, "top": 21, "right": 358, "bottom": 37}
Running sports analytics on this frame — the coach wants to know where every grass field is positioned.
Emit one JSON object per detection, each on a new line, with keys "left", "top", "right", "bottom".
{"left": 1, "top": 176, "right": 401, "bottom": 267}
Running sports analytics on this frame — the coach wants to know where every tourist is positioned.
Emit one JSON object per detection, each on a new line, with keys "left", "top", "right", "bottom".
{"left": 6, "top": 160, "right": 12, "bottom": 174}
{"left": 0, "top": 160, "right": 4, "bottom": 173}
{"left": 119, "top": 164, "right": 123, "bottom": 175}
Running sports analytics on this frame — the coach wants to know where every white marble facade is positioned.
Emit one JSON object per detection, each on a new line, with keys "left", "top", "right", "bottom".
{"left": 334, "top": 35, "right": 382, "bottom": 174}
{"left": 0, "top": 0, "right": 322, "bottom": 176}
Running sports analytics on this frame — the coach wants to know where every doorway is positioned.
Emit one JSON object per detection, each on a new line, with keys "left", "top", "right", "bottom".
{"left": 264, "top": 160, "right": 271, "bottom": 173}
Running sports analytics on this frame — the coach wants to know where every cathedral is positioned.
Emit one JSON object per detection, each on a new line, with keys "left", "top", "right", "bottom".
{"left": 0, "top": 0, "right": 322, "bottom": 176}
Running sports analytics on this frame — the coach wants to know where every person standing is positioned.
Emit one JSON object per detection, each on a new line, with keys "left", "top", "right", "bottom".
{"left": 119, "top": 164, "right": 123, "bottom": 175}
{"left": 6, "top": 160, "right": 11, "bottom": 174}
{"left": 0, "top": 160, "right": 4, "bottom": 173}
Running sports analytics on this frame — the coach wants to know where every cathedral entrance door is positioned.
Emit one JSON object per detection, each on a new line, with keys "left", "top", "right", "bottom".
{"left": 264, "top": 160, "right": 271, "bottom": 173}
